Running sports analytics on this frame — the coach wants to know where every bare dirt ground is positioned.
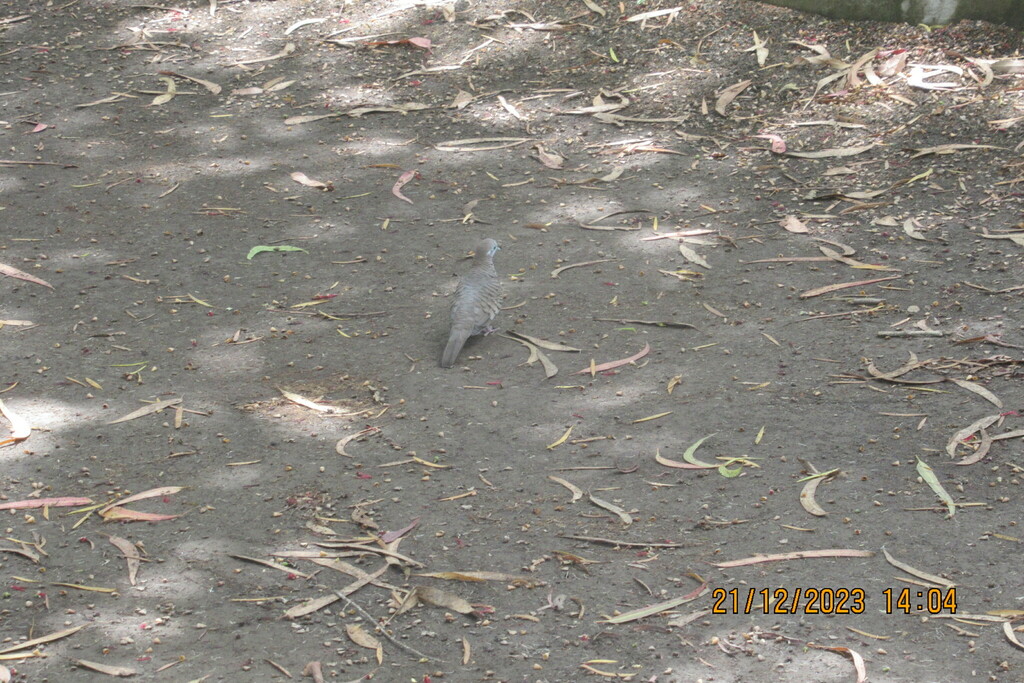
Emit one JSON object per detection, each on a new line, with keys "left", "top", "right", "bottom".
{"left": 1, "top": 0, "right": 1023, "bottom": 681}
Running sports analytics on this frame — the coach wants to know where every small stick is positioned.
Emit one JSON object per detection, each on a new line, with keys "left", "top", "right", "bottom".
{"left": 876, "top": 330, "right": 944, "bottom": 338}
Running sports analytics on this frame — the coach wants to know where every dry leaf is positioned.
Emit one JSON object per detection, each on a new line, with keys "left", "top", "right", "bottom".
{"left": 413, "top": 585, "right": 475, "bottom": 615}
{"left": 0, "top": 625, "right": 85, "bottom": 656}
{"left": 548, "top": 475, "right": 584, "bottom": 502}
{"left": 107, "top": 397, "right": 182, "bottom": 424}
{"left": 714, "top": 79, "right": 751, "bottom": 116}
{"left": 160, "top": 70, "right": 222, "bottom": 94}
{"left": 713, "top": 549, "right": 875, "bottom": 568}
{"left": 392, "top": 170, "right": 417, "bottom": 204}
{"left": 946, "top": 414, "right": 1001, "bottom": 456}
{"left": 450, "top": 90, "right": 474, "bottom": 109}
{"left": 108, "top": 535, "right": 143, "bottom": 586}
{"left": 780, "top": 215, "right": 808, "bottom": 233}
{"left": 787, "top": 144, "right": 875, "bottom": 159}
{"left": 948, "top": 378, "right": 1001, "bottom": 408}
{"left": 73, "top": 660, "right": 136, "bottom": 677}
{"left": 799, "top": 275, "right": 902, "bottom": 299}
{"left": 291, "top": 171, "right": 332, "bottom": 190}
{"left": 881, "top": 548, "right": 955, "bottom": 587}
{"left": 0, "top": 399, "right": 30, "bottom": 444}
{"left": 575, "top": 342, "right": 651, "bottom": 374}
{"left": 588, "top": 494, "right": 633, "bottom": 525}
{"left": 0, "top": 496, "right": 93, "bottom": 510}
{"left": 799, "top": 473, "right": 832, "bottom": 516}
{"left": 150, "top": 76, "right": 177, "bottom": 106}
{"left": 916, "top": 458, "right": 956, "bottom": 517}
{"left": 532, "top": 143, "right": 564, "bottom": 169}
{"left": 678, "top": 243, "right": 710, "bottom": 269}
{"left": 0, "top": 262, "right": 54, "bottom": 288}
{"left": 345, "top": 624, "right": 381, "bottom": 650}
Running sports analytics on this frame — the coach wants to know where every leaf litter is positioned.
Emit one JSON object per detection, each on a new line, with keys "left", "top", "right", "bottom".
{"left": 6, "top": 1, "right": 1024, "bottom": 680}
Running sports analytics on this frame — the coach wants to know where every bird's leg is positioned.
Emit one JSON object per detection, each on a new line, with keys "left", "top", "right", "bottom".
{"left": 481, "top": 325, "right": 498, "bottom": 336}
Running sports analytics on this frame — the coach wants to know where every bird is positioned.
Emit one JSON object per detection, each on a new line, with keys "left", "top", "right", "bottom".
{"left": 440, "top": 238, "right": 501, "bottom": 368}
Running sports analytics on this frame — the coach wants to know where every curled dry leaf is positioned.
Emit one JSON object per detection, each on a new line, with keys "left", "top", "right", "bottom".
{"left": 953, "top": 428, "right": 995, "bottom": 466}
{"left": 150, "top": 76, "right": 177, "bottom": 106}
{"left": 302, "top": 661, "right": 326, "bottom": 683}
{"left": 780, "top": 215, "right": 808, "bottom": 233}
{"left": 946, "top": 414, "right": 1001, "bottom": 456}
{"left": 531, "top": 143, "right": 564, "bottom": 169}
{"left": 755, "top": 133, "right": 786, "bottom": 154}
{"left": 284, "top": 17, "right": 326, "bottom": 35}
{"left": 392, "top": 170, "right": 417, "bottom": 204}
{"left": 336, "top": 427, "right": 381, "bottom": 457}
{"left": 0, "top": 399, "right": 30, "bottom": 445}
{"left": 948, "top": 378, "right": 1001, "bottom": 408}
{"left": 588, "top": 494, "right": 633, "bottom": 525}
{"left": 550, "top": 258, "right": 616, "bottom": 278}
{"left": 505, "top": 334, "right": 559, "bottom": 378}
{"left": 546, "top": 425, "right": 573, "bottom": 449}
{"left": 548, "top": 475, "right": 583, "bottom": 502}
{"left": 807, "top": 644, "right": 867, "bottom": 683}
{"left": 108, "top": 535, "right": 143, "bottom": 586}
{"left": 881, "top": 548, "right": 955, "bottom": 587}
{"left": 799, "top": 474, "right": 831, "bottom": 516}
{"left": 290, "top": 171, "right": 332, "bottom": 190}
{"left": 232, "top": 41, "right": 296, "bottom": 67}
{"left": 656, "top": 447, "right": 712, "bottom": 470}
{"left": 413, "top": 585, "right": 476, "bottom": 615}
{"left": 504, "top": 331, "right": 580, "bottom": 352}
{"left": 1003, "top": 622, "right": 1024, "bottom": 651}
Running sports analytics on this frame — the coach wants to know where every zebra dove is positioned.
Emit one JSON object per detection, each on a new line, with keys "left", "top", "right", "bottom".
{"left": 440, "top": 238, "right": 501, "bottom": 368}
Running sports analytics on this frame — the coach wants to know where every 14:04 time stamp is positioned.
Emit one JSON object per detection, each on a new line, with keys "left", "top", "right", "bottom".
{"left": 710, "top": 587, "right": 957, "bottom": 615}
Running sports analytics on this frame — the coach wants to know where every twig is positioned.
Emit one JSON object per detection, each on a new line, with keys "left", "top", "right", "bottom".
{"left": 876, "top": 330, "right": 944, "bottom": 338}
{"left": 695, "top": 25, "right": 727, "bottom": 58}
{"left": 0, "top": 159, "right": 76, "bottom": 167}
{"left": 560, "top": 534, "right": 686, "bottom": 548}
{"left": 788, "top": 303, "right": 885, "bottom": 324}
{"left": 335, "top": 593, "right": 441, "bottom": 662}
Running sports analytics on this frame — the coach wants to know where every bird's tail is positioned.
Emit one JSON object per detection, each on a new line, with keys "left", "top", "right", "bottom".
{"left": 440, "top": 327, "right": 472, "bottom": 368}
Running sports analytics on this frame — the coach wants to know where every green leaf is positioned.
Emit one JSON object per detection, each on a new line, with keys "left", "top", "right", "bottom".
{"left": 247, "top": 245, "right": 308, "bottom": 260}
{"left": 916, "top": 458, "right": 956, "bottom": 518}
{"left": 609, "top": 47, "right": 619, "bottom": 63}
{"left": 682, "top": 434, "right": 716, "bottom": 467}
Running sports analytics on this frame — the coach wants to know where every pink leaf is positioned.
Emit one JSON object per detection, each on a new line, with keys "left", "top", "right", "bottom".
{"left": 392, "top": 170, "right": 417, "bottom": 204}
